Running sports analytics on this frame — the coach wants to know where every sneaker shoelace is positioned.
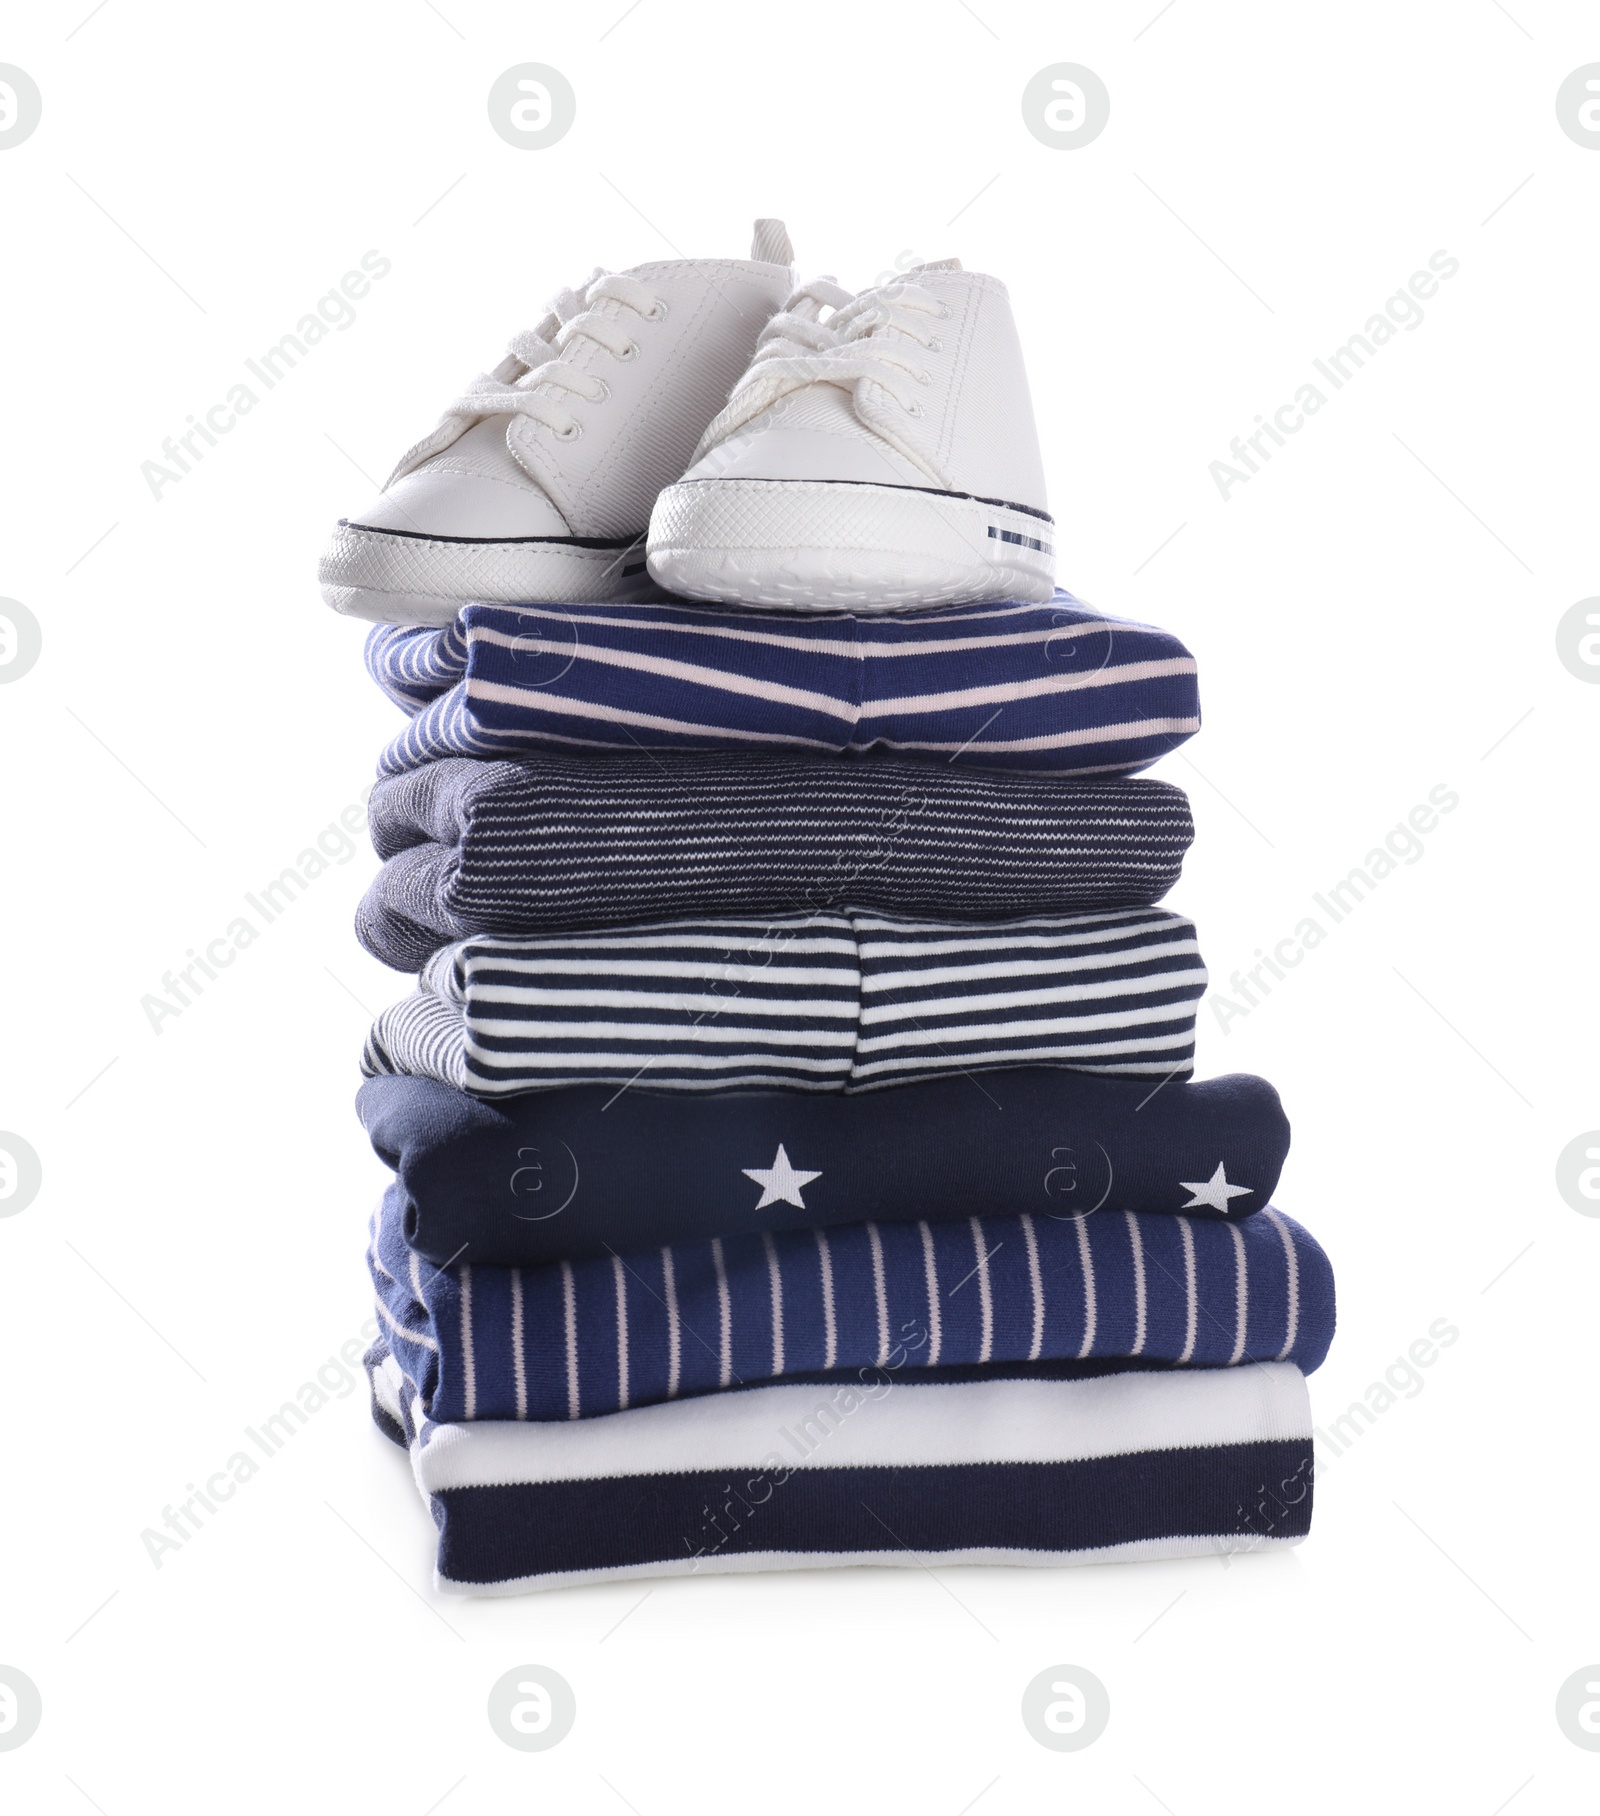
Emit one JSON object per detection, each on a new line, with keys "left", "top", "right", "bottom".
{"left": 444, "top": 270, "right": 669, "bottom": 443}
{"left": 693, "top": 275, "right": 950, "bottom": 461}
{"left": 732, "top": 273, "right": 856, "bottom": 375}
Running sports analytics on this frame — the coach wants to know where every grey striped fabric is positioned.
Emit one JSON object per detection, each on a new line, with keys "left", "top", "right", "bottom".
{"left": 360, "top": 907, "right": 1208, "bottom": 1097}
{"left": 358, "top": 753, "right": 1195, "bottom": 971}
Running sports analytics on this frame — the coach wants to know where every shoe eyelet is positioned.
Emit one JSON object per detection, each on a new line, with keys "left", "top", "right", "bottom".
{"left": 937, "top": 304, "right": 953, "bottom": 319}
{"left": 616, "top": 341, "right": 640, "bottom": 362}
{"left": 928, "top": 339, "right": 943, "bottom": 353}
{"left": 554, "top": 421, "right": 583, "bottom": 441}
{"left": 904, "top": 401, "right": 924, "bottom": 417}
{"left": 644, "top": 299, "right": 669, "bottom": 321}
{"left": 916, "top": 370, "right": 932, "bottom": 385}
{"left": 591, "top": 380, "right": 612, "bottom": 403}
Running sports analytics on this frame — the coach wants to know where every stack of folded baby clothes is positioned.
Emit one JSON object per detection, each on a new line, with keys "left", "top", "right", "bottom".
{"left": 327, "top": 224, "right": 1335, "bottom": 1593}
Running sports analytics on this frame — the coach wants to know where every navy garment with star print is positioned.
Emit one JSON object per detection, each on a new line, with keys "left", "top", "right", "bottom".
{"left": 358, "top": 1067, "right": 1290, "bottom": 1269}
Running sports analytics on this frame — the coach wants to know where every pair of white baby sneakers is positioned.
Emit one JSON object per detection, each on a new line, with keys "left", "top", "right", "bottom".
{"left": 318, "top": 220, "right": 1054, "bottom": 625}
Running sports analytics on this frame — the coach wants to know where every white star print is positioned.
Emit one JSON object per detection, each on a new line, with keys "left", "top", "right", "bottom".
{"left": 1179, "top": 1161, "right": 1254, "bottom": 1214}
{"left": 741, "top": 1144, "right": 822, "bottom": 1210}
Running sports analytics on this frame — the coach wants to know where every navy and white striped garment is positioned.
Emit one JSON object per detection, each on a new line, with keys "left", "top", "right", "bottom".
{"left": 368, "top": 1183, "right": 1334, "bottom": 1424}
{"left": 367, "top": 1344, "right": 1316, "bottom": 1592}
{"left": 363, "top": 592, "right": 1201, "bottom": 778}
{"left": 360, "top": 906, "right": 1209, "bottom": 1096}
{"left": 358, "top": 753, "right": 1195, "bottom": 971}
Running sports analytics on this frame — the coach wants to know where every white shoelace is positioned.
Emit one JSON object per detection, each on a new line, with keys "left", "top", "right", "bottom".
{"left": 695, "top": 275, "right": 950, "bottom": 457}
{"left": 735, "top": 273, "right": 857, "bottom": 375}
{"left": 445, "top": 270, "right": 668, "bottom": 442}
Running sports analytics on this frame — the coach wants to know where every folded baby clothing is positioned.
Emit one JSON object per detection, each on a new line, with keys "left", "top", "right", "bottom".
{"left": 364, "top": 592, "right": 1201, "bottom": 778}
{"left": 357, "top": 753, "right": 1195, "bottom": 970}
{"left": 368, "top": 1183, "right": 1333, "bottom": 1423}
{"left": 358, "top": 1067, "right": 1290, "bottom": 1265}
{"left": 367, "top": 1342, "right": 1315, "bottom": 1593}
{"left": 360, "top": 907, "right": 1208, "bottom": 1096}
{"left": 345, "top": 575, "right": 1332, "bottom": 1595}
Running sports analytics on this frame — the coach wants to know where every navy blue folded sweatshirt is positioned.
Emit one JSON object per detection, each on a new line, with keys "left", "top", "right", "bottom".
{"left": 358, "top": 1066, "right": 1289, "bottom": 1267}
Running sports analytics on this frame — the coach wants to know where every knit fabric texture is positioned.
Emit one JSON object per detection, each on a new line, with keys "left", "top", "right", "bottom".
{"left": 368, "top": 1182, "right": 1334, "bottom": 1424}
{"left": 359, "top": 1068, "right": 1289, "bottom": 1267}
{"left": 362, "top": 591, "right": 1201, "bottom": 778}
{"left": 358, "top": 752, "right": 1195, "bottom": 971}
{"left": 366, "top": 1343, "right": 1314, "bottom": 1592}
{"left": 360, "top": 906, "right": 1208, "bottom": 1096}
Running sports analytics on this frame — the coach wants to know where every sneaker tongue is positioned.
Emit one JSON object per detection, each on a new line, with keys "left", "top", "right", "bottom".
{"left": 751, "top": 218, "right": 794, "bottom": 264}
{"left": 911, "top": 257, "right": 962, "bottom": 272}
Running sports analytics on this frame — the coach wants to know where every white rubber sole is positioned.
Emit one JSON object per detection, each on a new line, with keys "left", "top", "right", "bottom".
{"left": 645, "top": 478, "right": 1056, "bottom": 609}
{"left": 318, "top": 521, "right": 650, "bottom": 626}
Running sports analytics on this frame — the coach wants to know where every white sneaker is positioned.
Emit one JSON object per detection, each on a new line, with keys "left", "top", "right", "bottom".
{"left": 645, "top": 260, "right": 1054, "bottom": 610}
{"left": 320, "top": 221, "right": 795, "bottom": 625}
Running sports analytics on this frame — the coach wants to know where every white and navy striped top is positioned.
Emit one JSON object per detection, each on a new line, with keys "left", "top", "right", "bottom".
{"left": 368, "top": 1184, "right": 1333, "bottom": 1423}
{"left": 363, "top": 592, "right": 1201, "bottom": 778}
{"left": 360, "top": 906, "right": 1209, "bottom": 1096}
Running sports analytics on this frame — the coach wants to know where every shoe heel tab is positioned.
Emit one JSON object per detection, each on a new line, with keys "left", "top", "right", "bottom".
{"left": 751, "top": 218, "right": 794, "bottom": 265}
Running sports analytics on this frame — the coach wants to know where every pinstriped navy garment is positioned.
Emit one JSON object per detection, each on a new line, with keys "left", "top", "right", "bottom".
{"left": 357, "top": 753, "right": 1195, "bottom": 971}
{"left": 359, "top": 906, "right": 1209, "bottom": 1096}
{"left": 362, "top": 591, "right": 1201, "bottom": 778}
{"left": 367, "top": 1183, "right": 1334, "bottom": 1424}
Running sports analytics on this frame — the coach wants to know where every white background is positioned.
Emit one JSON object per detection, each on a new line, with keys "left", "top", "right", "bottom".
{"left": 2, "top": 1, "right": 1597, "bottom": 1809}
